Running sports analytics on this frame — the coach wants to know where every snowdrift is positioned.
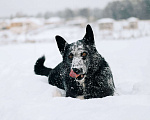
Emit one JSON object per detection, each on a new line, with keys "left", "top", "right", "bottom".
{"left": 0, "top": 36, "right": 150, "bottom": 120}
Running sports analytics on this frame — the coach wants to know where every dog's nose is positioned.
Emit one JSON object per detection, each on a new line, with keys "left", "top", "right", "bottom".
{"left": 72, "top": 68, "right": 82, "bottom": 74}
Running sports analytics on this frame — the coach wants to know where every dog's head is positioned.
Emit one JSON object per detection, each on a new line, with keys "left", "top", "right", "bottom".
{"left": 55, "top": 25, "right": 97, "bottom": 80}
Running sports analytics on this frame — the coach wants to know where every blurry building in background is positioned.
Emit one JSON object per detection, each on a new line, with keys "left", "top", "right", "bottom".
{"left": 45, "top": 17, "right": 64, "bottom": 26}
{"left": 97, "top": 18, "right": 114, "bottom": 31}
{"left": 66, "top": 17, "right": 87, "bottom": 27}
{"left": 128, "top": 17, "right": 138, "bottom": 30}
{"left": 9, "top": 18, "right": 44, "bottom": 34}
{"left": 0, "top": 19, "right": 10, "bottom": 30}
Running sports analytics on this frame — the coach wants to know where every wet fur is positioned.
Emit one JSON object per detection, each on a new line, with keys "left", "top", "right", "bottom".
{"left": 34, "top": 25, "right": 115, "bottom": 99}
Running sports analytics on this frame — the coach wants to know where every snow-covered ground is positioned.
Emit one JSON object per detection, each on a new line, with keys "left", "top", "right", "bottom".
{"left": 0, "top": 34, "right": 150, "bottom": 120}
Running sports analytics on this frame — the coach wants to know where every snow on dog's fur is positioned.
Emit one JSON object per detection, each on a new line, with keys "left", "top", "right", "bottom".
{"left": 34, "top": 25, "right": 115, "bottom": 99}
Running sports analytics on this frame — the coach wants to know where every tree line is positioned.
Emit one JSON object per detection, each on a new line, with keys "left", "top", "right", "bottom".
{"left": 12, "top": 0, "right": 150, "bottom": 20}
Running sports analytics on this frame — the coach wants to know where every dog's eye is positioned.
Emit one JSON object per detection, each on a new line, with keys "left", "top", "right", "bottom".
{"left": 68, "top": 53, "right": 73, "bottom": 59}
{"left": 81, "top": 52, "right": 87, "bottom": 57}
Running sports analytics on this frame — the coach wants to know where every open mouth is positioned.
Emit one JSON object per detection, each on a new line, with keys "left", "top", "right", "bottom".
{"left": 69, "top": 69, "right": 85, "bottom": 80}
{"left": 76, "top": 74, "right": 85, "bottom": 80}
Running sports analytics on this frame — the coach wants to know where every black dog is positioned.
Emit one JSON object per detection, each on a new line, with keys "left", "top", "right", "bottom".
{"left": 34, "top": 25, "right": 115, "bottom": 99}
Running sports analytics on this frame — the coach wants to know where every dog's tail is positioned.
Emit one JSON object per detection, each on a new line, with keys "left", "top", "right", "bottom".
{"left": 34, "top": 56, "right": 52, "bottom": 77}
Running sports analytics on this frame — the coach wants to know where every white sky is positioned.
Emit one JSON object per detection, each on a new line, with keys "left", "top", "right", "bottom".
{"left": 0, "top": 0, "right": 112, "bottom": 17}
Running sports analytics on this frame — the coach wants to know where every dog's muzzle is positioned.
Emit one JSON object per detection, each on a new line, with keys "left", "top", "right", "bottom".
{"left": 69, "top": 69, "right": 85, "bottom": 80}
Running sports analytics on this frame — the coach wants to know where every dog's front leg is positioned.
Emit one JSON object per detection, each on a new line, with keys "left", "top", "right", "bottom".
{"left": 84, "top": 86, "right": 114, "bottom": 99}
{"left": 66, "top": 91, "right": 76, "bottom": 98}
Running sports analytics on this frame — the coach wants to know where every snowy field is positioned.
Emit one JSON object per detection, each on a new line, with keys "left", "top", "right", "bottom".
{"left": 0, "top": 34, "right": 150, "bottom": 120}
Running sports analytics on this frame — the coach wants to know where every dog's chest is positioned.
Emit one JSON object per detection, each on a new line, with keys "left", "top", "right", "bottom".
{"left": 76, "top": 78, "right": 85, "bottom": 88}
{"left": 65, "top": 77, "right": 86, "bottom": 98}
{"left": 75, "top": 78, "right": 86, "bottom": 99}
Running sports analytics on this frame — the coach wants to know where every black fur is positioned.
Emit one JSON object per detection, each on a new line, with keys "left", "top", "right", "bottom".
{"left": 34, "top": 25, "right": 115, "bottom": 99}
{"left": 34, "top": 56, "right": 52, "bottom": 77}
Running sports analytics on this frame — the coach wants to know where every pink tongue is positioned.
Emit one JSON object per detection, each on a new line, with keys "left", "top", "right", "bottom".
{"left": 69, "top": 69, "right": 80, "bottom": 78}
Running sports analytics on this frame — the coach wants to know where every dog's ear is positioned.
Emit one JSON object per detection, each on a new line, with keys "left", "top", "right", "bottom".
{"left": 83, "top": 24, "right": 94, "bottom": 45}
{"left": 55, "top": 35, "right": 68, "bottom": 55}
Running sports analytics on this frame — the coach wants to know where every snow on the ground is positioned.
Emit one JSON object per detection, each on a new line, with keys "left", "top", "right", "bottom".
{"left": 0, "top": 35, "right": 150, "bottom": 120}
